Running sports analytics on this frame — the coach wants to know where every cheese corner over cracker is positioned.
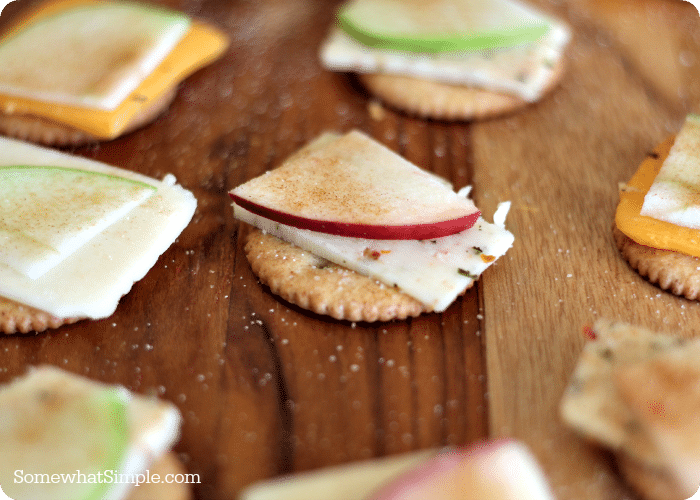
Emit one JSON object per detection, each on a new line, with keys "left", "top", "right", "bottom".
{"left": 320, "top": 0, "right": 571, "bottom": 101}
{"left": 0, "top": 365, "right": 181, "bottom": 500}
{"left": 0, "top": 136, "right": 197, "bottom": 319}
{"left": 0, "top": 0, "right": 229, "bottom": 138}
{"left": 640, "top": 114, "right": 700, "bottom": 229}
{"left": 230, "top": 130, "right": 514, "bottom": 313}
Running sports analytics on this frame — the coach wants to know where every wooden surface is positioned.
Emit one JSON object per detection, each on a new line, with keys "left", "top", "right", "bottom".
{"left": 1, "top": 0, "right": 700, "bottom": 499}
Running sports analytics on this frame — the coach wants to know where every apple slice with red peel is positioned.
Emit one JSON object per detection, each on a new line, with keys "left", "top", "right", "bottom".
{"left": 229, "top": 131, "right": 480, "bottom": 240}
{"left": 238, "top": 440, "right": 554, "bottom": 500}
{"left": 369, "top": 440, "right": 556, "bottom": 500}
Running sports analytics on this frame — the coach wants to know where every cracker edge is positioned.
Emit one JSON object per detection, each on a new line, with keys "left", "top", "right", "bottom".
{"left": 357, "top": 57, "right": 566, "bottom": 121}
{"left": 0, "top": 86, "right": 177, "bottom": 146}
{"left": 613, "top": 225, "right": 700, "bottom": 300}
{"left": 243, "top": 229, "right": 434, "bottom": 322}
{"left": 0, "top": 296, "right": 82, "bottom": 334}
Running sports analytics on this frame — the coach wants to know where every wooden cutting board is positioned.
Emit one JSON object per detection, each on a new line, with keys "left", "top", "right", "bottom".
{"left": 0, "top": 0, "right": 699, "bottom": 499}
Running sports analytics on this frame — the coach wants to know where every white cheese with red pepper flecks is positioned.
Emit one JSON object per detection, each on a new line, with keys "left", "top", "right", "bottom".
{"left": 234, "top": 204, "right": 514, "bottom": 312}
{"left": 0, "top": 137, "right": 196, "bottom": 318}
{"left": 320, "top": 1, "right": 570, "bottom": 102}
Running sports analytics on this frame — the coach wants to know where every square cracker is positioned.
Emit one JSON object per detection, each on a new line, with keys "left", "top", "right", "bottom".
{"left": 560, "top": 319, "right": 689, "bottom": 468}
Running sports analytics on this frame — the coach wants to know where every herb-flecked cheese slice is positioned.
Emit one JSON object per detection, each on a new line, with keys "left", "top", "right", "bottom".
{"left": 0, "top": 366, "right": 181, "bottom": 500}
{"left": 234, "top": 204, "right": 514, "bottom": 312}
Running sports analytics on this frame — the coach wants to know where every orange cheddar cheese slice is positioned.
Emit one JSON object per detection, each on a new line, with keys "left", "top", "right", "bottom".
{"left": 0, "top": 0, "right": 229, "bottom": 139}
{"left": 615, "top": 136, "right": 700, "bottom": 257}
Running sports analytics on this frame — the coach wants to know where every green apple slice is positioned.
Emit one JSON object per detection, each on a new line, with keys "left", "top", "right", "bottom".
{"left": 337, "top": 0, "right": 551, "bottom": 53}
{"left": 0, "top": 165, "right": 156, "bottom": 280}
{"left": 640, "top": 114, "right": 700, "bottom": 228}
{"left": 0, "top": 2, "right": 190, "bottom": 110}
{"left": 0, "top": 371, "right": 129, "bottom": 500}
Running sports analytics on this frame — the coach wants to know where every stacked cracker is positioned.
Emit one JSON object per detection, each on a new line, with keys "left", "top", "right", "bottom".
{"left": 320, "top": 0, "right": 570, "bottom": 120}
{"left": 615, "top": 115, "right": 700, "bottom": 299}
{"left": 0, "top": 366, "right": 191, "bottom": 500}
{"left": 0, "top": 0, "right": 228, "bottom": 145}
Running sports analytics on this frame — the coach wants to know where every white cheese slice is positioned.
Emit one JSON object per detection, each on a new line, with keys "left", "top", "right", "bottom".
{"left": 235, "top": 204, "right": 514, "bottom": 312}
{"left": 640, "top": 114, "right": 700, "bottom": 228}
{"left": 0, "top": 166, "right": 156, "bottom": 280}
{"left": 0, "top": 2, "right": 191, "bottom": 111}
{"left": 0, "top": 137, "right": 197, "bottom": 319}
{"left": 320, "top": 6, "right": 570, "bottom": 101}
{"left": 0, "top": 366, "right": 181, "bottom": 500}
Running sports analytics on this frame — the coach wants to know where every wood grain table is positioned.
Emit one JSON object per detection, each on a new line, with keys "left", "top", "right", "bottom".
{"left": 1, "top": 0, "right": 699, "bottom": 498}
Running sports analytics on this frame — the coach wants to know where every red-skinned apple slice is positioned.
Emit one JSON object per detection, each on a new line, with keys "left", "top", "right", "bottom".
{"left": 230, "top": 193, "right": 481, "bottom": 239}
{"left": 229, "top": 131, "right": 481, "bottom": 240}
{"left": 368, "top": 440, "right": 556, "bottom": 500}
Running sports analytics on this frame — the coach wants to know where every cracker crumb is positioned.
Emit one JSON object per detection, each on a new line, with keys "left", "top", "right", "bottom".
{"left": 368, "top": 100, "right": 386, "bottom": 121}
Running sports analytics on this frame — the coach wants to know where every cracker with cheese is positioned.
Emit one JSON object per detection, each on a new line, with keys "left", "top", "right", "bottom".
{"left": 320, "top": 0, "right": 570, "bottom": 120}
{"left": 230, "top": 130, "right": 514, "bottom": 322}
{"left": 615, "top": 114, "right": 700, "bottom": 299}
{"left": 0, "top": 136, "right": 197, "bottom": 334}
{"left": 0, "top": 0, "right": 228, "bottom": 145}
{"left": 0, "top": 366, "right": 190, "bottom": 500}
{"left": 561, "top": 319, "right": 700, "bottom": 500}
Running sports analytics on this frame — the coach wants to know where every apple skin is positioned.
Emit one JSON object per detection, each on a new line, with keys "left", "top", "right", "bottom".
{"left": 366, "top": 439, "right": 556, "bottom": 500}
{"left": 230, "top": 194, "right": 481, "bottom": 240}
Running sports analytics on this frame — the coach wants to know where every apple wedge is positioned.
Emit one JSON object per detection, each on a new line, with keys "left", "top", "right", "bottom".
{"left": 0, "top": 165, "right": 156, "bottom": 280}
{"left": 0, "top": 366, "right": 183, "bottom": 500}
{"left": 230, "top": 130, "right": 480, "bottom": 240}
{"left": 239, "top": 440, "right": 555, "bottom": 500}
{"left": 367, "top": 440, "right": 555, "bottom": 500}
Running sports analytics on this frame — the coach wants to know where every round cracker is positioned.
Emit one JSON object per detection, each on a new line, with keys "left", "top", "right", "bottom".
{"left": 616, "top": 453, "right": 687, "bottom": 500}
{"left": 613, "top": 226, "right": 700, "bottom": 300}
{"left": 126, "top": 452, "right": 192, "bottom": 500}
{"left": 0, "top": 296, "right": 81, "bottom": 334}
{"left": 244, "top": 229, "right": 429, "bottom": 322}
{"left": 0, "top": 86, "right": 177, "bottom": 146}
{"left": 358, "top": 58, "right": 565, "bottom": 121}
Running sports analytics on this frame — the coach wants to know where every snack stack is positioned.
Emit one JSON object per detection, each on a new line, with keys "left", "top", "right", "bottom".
{"left": 0, "top": 0, "right": 228, "bottom": 145}
{"left": 615, "top": 114, "right": 700, "bottom": 299}
{"left": 320, "top": 0, "right": 570, "bottom": 120}
{"left": 0, "top": 136, "right": 197, "bottom": 334}
{"left": 230, "top": 130, "right": 514, "bottom": 322}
